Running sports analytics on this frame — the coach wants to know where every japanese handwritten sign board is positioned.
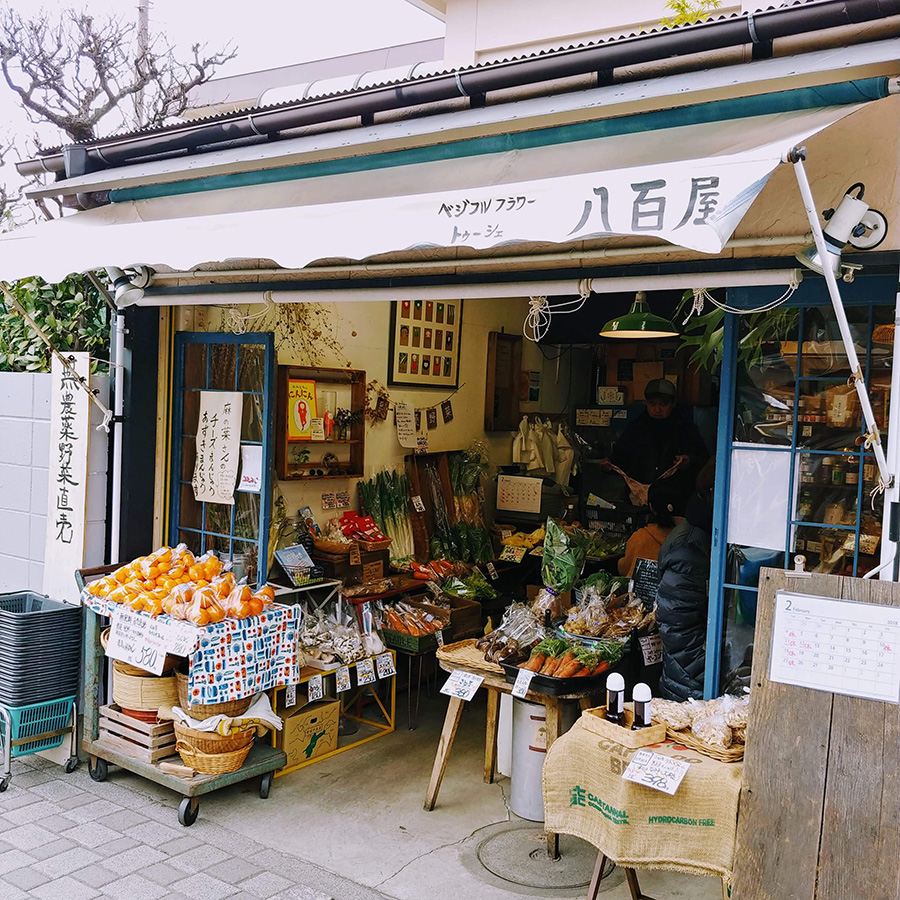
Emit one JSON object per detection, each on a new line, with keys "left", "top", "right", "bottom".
{"left": 43, "top": 353, "right": 90, "bottom": 605}
{"left": 770, "top": 591, "right": 900, "bottom": 703}
{"left": 192, "top": 391, "right": 243, "bottom": 505}
{"left": 106, "top": 607, "right": 200, "bottom": 675}
{"left": 622, "top": 749, "right": 691, "bottom": 795}
{"left": 440, "top": 670, "right": 483, "bottom": 701}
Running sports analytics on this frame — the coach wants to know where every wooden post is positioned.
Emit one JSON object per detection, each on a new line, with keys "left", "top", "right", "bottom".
{"left": 544, "top": 696, "right": 563, "bottom": 859}
{"left": 424, "top": 696, "right": 465, "bottom": 811}
{"left": 484, "top": 688, "right": 500, "bottom": 784}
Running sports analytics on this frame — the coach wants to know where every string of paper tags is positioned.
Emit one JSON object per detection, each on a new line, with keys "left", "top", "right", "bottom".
{"left": 365, "top": 379, "right": 465, "bottom": 454}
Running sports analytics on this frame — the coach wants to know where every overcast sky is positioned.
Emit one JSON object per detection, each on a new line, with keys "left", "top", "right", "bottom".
{"left": 1, "top": 0, "right": 444, "bottom": 201}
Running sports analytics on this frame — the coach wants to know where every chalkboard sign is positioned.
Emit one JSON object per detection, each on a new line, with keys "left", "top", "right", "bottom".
{"left": 632, "top": 557, "right": 660, "bottom": 610}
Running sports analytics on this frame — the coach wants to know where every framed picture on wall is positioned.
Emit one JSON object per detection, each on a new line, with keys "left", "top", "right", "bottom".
{"left": 389, "top": 300, "right": 462, "bottom": 388}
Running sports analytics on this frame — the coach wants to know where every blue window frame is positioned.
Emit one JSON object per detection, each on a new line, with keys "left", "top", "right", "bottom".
{"left": 705, "top": 275, "right": 896, "bottom": 697}
{"left": 168, "top": 332, "right": 275, "bottom": 588}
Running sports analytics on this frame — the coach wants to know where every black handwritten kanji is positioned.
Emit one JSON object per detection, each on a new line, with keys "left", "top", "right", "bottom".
{"left": 631, "top": 179, "right": 667, "bottom": 231}
{"left": 568, "top": 186, "right": 612, "bottom": 236}
{"left": 674, "top": 176, "right": 720, "bottom": 228}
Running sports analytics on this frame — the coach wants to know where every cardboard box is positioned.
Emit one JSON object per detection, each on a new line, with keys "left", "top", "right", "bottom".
{"left": 410, "top": 595, "right": 481, "bottom": 641}
{"left": 277, "top": 698, "right": 340, "bottom": 768}
{"left": 310, "top": 548, "right": 389, "bottom": 585}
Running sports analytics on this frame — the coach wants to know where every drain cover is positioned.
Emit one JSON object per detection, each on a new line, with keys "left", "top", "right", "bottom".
{"left": 476, "top": 824, "right": 615, "bottom": 890}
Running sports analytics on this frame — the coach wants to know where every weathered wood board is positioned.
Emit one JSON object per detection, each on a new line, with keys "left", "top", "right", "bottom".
{"left": 732, "top": 569, "right": 900, "bottom": 900}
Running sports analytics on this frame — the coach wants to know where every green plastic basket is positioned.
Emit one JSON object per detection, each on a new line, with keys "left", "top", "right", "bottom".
{"left": 1, "top": 695, "right": 74, "bottom": 757}
{"left": 380, "top": 625, "right": 452, "bottom": 653}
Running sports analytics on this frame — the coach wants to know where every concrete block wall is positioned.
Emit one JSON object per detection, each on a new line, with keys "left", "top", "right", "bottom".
{"left": 0, "top": 372, "right": 108, "bottom": 595}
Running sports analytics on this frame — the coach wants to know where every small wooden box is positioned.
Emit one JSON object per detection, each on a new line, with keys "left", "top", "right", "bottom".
{"left": 98, "top": 704, "right": 177, "bottom": 763}
{"left": 580, "top": 703, "right": 667, "bottom": 749}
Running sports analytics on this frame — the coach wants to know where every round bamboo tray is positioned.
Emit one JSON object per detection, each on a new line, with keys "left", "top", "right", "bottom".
{"left": 173, "top": 721, "right": 255, "bottom": 754}
{"left": 661, "top": 725, "right": 745, "bottom": 763}
{"left": 112, "top": 669, "right": 178, "bottom": 712}
{"left": 176, "top": 740, "right": 252, "bottom": 774}
{"left": 436, "top": 639, "right": 504, "bottom": 677}
{"left": 102, "top": 628, "right": 182, "bottom": 675}
{"left": 175, "top": 668, "right": 253, "bottom": 719}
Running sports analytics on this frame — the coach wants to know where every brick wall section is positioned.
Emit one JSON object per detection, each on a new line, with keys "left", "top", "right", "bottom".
{"left": 0, "top": 372, "right": 108, "bottom": 595}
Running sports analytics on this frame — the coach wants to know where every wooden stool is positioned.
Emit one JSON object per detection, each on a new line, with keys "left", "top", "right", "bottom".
{"left": 587, "top": 852, "right": 657, "bottom": 900}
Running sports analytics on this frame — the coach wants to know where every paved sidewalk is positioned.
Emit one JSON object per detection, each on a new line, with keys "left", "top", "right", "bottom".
{"left": 0, "top": 753, "right": 388, "bottom": 900}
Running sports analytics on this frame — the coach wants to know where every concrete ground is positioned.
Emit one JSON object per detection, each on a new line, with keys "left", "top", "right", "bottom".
{"left": 1, "top": 693, "right": 723, "bottom": 900}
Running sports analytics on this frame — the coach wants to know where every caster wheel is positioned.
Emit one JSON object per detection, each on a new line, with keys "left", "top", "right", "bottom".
{"left": 0, "top": 778, "right": 9, "bottom": 793}
{"left": 260, "top": 771, "right": 272, "bottom": 800}
{"left": 64, "top": 757, "right": 79, "bottom": 774}
{"left": 178, "top": 797, "right": 199, "bottom": 827}
{"left": 88, "top": 758, "right": 108, "bottom": 782}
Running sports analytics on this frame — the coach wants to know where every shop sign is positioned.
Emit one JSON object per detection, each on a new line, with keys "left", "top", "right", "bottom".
{"left": 395, "top": 401, "right": 416, "bottom": 449}
{"left": 107, "top": 608, "right": 199, "bottom": 675}
{"left": 441, "top": 670, "right": 483, "bottom": 701}
{"left": 192, "top": 391, "right": 243, "bottom": 504}
{"left": 622, "top": 749, "right": 690, "bottom": 795}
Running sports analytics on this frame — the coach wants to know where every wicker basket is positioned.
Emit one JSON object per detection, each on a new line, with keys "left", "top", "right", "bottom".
{"left": 175, "top": 668, "right": 253, "bottom": 719}
{"left": 112, "top": 669, "right": 178, "bottom": 712}
{"left": 102, "top": 628, "right": 182, "bottom": 675}
{"left": 436, "top": 639, "right": 504, "bottom": 677}
{"left": 176, "top": 740, "right": 251, "bottom": 774}
{"left": 661, "top": 725, "right": 745, "bottom": 763}
{"left": 173, "top": 721, "right": 255, "bottom": 754}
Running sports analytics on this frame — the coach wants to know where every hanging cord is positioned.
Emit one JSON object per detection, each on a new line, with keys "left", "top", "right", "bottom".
{"left": 682, "top": 273, "right": 800, "bottom": 325}
{"left": 0, "top": 282, "right": 113, "bottom": 432}
{"left": 523, "top": 279, "right": 593, "bottom": 343}
{"left": 225, "top": 291, "right": 275, "bottom": 335}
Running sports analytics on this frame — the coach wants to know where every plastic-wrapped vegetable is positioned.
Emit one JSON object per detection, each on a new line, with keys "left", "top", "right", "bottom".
{"left": 541, "top": 519, "right": 585, "bottom": 593}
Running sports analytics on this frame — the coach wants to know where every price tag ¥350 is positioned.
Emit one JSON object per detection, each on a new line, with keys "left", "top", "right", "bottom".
{"left": 440, "top": 670, "right": 483, "bottom": 701}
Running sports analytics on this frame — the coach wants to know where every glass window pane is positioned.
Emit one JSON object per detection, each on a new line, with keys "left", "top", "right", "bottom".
{"left": 180, "top": 437, "right": 196, "bottom": 483}
{"left": 210, "top": 343, "right": 238, "bottom": 390}
{"left": 233, "top": 540, "right": 259, "bottom": 584}
{"left": 183, "top": 390, "right": 200, "bottom": 435}
{"left": 794, "top": 453, "right": 859, "bottom": 525}
{"left": 793, "top": 525, "right": 855, "bottom": 575}
{"left": 241, "top": 393, "right": 264, "bottom": 442}
{"left": 178, "top": 484, "right": 202, "bottom": 531}
{"left": 234, "top": 491, "right": 260, "bottom": 541}
{"left": 184, "top": 343, "right": 207, "bottom": 390}
{"left": 204, "top": 502, "right": 233, "bottom": 539}
{"left": 722, "top": 587, "right": 757, "bottom": 692}
{"left": 239, "top": 344, "right": 265, "bottom": 392}
{"left": 178, "top": 530, "right": 202, "bottom": 555}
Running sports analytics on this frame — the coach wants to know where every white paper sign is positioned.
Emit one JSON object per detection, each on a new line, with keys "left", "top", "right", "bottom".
{"left": 411, "top": 495, "right": 426, "bottom": 513}
{"left": 44, "top": 353, "right": 91, "bottom": 605}
{"left": 727, "top": 445, "right": 795, "bottom": 552}
{"left": 622, "top": 749, "right": 691, "bottom": 795}
{"left": 238, "top": 444, "right": 262, "bottom": 493}
{"left": 307, "top": 674, "right": 324, "bottom": 702}
{"left": 486, "top": 562, "right": 499, "bottom": 581}
{"left": 356, "top": 657, "right": 377, "bottom": 685}
{"left": 435, "top": 628, "right": 445, "bottom": 648}
{"left": 511, "top": 668, "right": 536, "bottom": 699}
{"left": 285, "top": 684, "right": 297, "bottom": 707}
{"left": 440, "top": 670, "right": 484, "bottom": 701}
{"left": 192, "top": 390, "right": 243, "bottom": 504}
{"left": 395, "top": 401, "right": 417, "bottom": 449}
{"left": 106, "top": 608, "right": 200, "bottom": 675}
{"left": 376, "top": 652, "right": 396, "bottom": 679}
{"left": 770, "top": 591, "right": 900, "bottom": 703}
{"left": 497, "top": 475, "right": 542, "bottom": 514}
{"left": 639, "top": 634, "right": 663, "bottom": 666}
{"left": 335, "top": 666, "right": 351, "bottom": 693}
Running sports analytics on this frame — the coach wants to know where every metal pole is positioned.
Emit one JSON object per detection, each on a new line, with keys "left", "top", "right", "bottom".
{"left": 110, "top": 310, "right": 126, "bottom": 564}
{"left": 135, "top": 1, "right": 150, "bottom": 128}
{"left": 790, "top": 152, "right": 892, "bottom": 490}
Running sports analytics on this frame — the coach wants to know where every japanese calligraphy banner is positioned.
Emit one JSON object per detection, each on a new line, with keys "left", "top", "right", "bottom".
{"left": 43, "top": 353, "right": 90, "bottom": 605}
{"left": 0, "top": 105, "right": 862, "bottom": 284}
{"left": 192, "top": 391, "right": 243, "bottom": 505}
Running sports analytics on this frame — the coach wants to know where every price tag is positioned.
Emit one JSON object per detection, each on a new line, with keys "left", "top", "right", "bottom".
{"left": 639, "top": 634, "right": 663, "bottom": 666}
{"left": 622, "top": 749, "right": 690, "bottom": 795}
{"left": 350, "top": 543, "right": 362, "bottom": 566}
{"left": 412, "top": 495, "right": 426, "bottom": 513}
{"left": 440, "top": 669, "right": 483, "bottom": 701}
{"left": 107, "top": 608, "right": 199, "bottom": 675}
{"left": 356, "top": 657, "right": 377, "bottom": 685}
{"left": 511, "top": 667, "right": 535, "bottom": 699}
{"left": 307, "top": 674, "right": 324, "bottom": 702}
{"left": 486, "top": 562, "right": 499, "bottom": 581}
{"left": 376, "top": 652, "right": 396, "bottom": 679}
{"left": 285, "top": 684, "right": 297, "bottom": 708}
{"left": 435, "top": 628, "right": 445, "bottom": 648}
{"left": 335, "top": 666, "right": 351, "bottom": 693}
{"left": 499, "top": 546, "right": 527, "bottom": 563}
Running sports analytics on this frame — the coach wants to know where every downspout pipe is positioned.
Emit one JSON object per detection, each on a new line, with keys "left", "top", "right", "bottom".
{"left": 17, "top": 0, "right": 900, "bottom": 180}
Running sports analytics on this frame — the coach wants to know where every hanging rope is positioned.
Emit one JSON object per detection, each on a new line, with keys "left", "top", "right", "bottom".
{"left": 682, "top": 273, "right": 801, "bottom": 324}
{"left": 226, "top": 291, "right": 275, "bottom": 335}
{"left": 523, "top": 280, "right": 593, "bottom": 343}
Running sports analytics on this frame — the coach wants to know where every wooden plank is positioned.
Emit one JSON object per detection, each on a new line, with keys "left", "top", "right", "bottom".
{"left": 544, "top": 696, "right": 563, "bottom": 859}
{"left": 732, "top": 569, "right": 837, "bottom": 900}
{"left": 484, "top": 688, "right": 499, "bottom": 784}
{"left": 98, "top": 732, "right": 178, "bottom": 764}
{"left": 99, "top": 705, "right": 172, "bottom": 737}
{"left": 100, "top": 720, "right": 175, "bottom": 750}
{"left": 423, "top": 696, "right": 465, "bottom": 811}
{"left": 816, "top": 576, "right": 900, "bottom": 900}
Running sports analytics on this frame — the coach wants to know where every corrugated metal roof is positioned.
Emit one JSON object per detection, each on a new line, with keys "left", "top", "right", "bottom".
{"left": 32, "top": 0, "right": 826, "bottom": 154}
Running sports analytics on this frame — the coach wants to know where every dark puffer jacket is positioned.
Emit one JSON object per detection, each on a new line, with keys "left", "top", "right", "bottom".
{"left": 655, "top": 490, "right": 713, "bottom": 700}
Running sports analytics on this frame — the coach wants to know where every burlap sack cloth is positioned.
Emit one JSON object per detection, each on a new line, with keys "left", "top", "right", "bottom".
{"left": 543, "top": 718, "right": 742, "bottom": 885}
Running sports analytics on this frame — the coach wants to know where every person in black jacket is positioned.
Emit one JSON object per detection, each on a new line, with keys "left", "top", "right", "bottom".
{"left": 606, "top": 379, "right": 708, "bottom": 515}
{"left": 655, "top": 460, "right": 715, "bottom": 700}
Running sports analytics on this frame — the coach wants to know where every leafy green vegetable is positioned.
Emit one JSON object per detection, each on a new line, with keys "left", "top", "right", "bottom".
{"left": 541, "top": 518, "right": 585, "bottom": 593}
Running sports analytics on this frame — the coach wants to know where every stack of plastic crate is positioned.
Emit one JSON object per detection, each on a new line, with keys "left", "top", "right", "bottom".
{"left": 0, "top": 592, "right": 82, "bottom": 790}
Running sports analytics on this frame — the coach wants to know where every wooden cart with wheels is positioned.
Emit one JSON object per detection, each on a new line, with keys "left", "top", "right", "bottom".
{"left": 78, "top": 565, "right": 286, "bottom": 826}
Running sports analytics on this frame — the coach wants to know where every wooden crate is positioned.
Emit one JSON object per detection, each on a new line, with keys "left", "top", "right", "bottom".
{"left": 410, "top": 596, "right": 481, "bottom": 641}
{"left": 98, "top": 704, "right": 177, "bottom": 764}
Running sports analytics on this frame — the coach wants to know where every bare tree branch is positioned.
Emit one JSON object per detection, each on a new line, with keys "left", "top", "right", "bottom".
{"left": 0, "top": 5, "right": 237, "bottom": 143}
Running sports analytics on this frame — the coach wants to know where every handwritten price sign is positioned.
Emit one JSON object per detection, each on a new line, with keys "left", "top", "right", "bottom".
{"left": 440, "top": 670, "right": 483, "bottom": 701}
{"left": 622, "top": 749, "right": 690, "bottom": 795}
{"left": 107, "top": 608, "right": 199, "bottom": 675}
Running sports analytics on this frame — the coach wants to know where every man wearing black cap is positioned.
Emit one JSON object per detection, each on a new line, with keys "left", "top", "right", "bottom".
{"left": 604, "top": 378, "right": 708, "bottom": 514}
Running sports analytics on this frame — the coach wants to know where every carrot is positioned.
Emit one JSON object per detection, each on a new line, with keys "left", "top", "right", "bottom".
{"left": 557, "top": 658, "right": 585, "bottom": 678}
{"left": 539, "top": 657, "right": 558, "bottom": 675}
{"left": 544, "top": 651, "right": 574, "bottom": 677}
{"left": 592, "top": 660, "right": 610, "bottom": 676}
{"left": 567, "top": 665, "right": 591, "bottom": 678}
{"left": 522, "top": 653, "right": 546, "bottom": 672}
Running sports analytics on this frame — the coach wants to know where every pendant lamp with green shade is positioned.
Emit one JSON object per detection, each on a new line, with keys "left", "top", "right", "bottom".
{"left": 599, "top": 291, "right": 678, "bottom": 339}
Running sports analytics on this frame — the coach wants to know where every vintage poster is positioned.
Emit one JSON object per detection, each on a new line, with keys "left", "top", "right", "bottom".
{"left": 287, "top": 379, "right": 317, "bottom": 439}
{"left": 192, "top": 391, "right": 243, "bottom": 505}
{"left": 390, "top": 300, "right": 462, "bottom": 388}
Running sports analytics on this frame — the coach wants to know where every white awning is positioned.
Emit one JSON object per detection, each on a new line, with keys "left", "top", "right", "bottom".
{"left": 0, "top": 104, "right": 864, "bottom": 287}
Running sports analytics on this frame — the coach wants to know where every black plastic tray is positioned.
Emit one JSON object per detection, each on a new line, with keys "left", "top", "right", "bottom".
{"left": 500, "top": 660, "right": 615, "bottom": 696}
{"left": 0, "top": 592, "right": 82, "bottom": 616}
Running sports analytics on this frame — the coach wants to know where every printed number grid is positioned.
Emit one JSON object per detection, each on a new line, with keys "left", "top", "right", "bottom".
{"left": 770, "top": 591, "right": 900, "bottom": 703}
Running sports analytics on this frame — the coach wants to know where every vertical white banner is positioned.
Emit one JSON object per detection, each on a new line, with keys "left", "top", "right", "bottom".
{"left": 192, "top": 391, "right": 243, "bottom": 505}
{"left": 43, "top": 353, "right": 90, "bottom": 604}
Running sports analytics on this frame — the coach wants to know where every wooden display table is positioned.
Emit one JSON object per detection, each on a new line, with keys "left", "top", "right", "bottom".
{"left": 424, "top": 640, "right": 601, "bottom": 858}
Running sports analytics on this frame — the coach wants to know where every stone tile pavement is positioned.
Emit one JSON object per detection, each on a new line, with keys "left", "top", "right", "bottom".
{"left": 0, "top": 754, "right": 389, "bottom": 900}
